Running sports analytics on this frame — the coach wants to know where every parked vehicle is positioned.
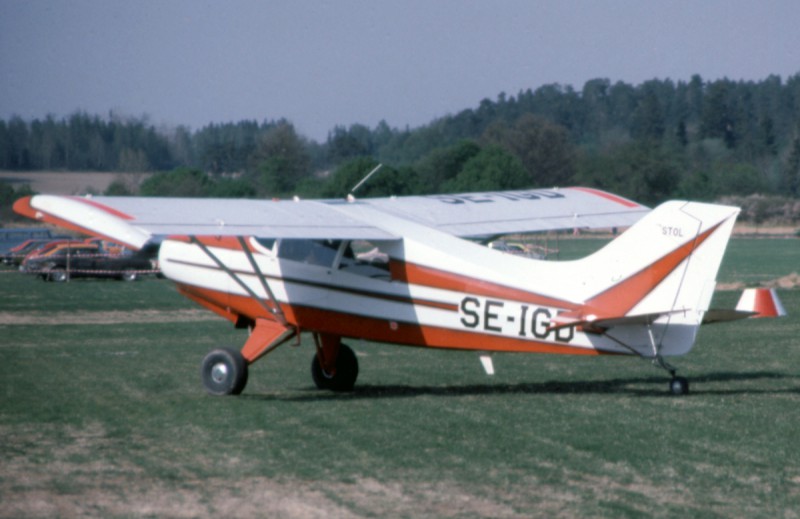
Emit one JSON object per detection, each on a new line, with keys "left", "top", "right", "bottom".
{"left": 0, "top": 228, "right": 63, "bottom": 254}
{"left": 1, "top": 239, "right": 54, "bottom": 266}
{"left": 19, "top": 240, "right": 87, "bottom": 271}
{"left": 23, "top": 242, "right": 159, "bottom": 282}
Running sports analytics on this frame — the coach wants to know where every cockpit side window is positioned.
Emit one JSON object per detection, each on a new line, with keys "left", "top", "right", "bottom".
{"left": 251, "top": 237, "right": 276, "bottom": 256}
{"left": 338, "top": 240, "right": 392, "bottom": 279}
{"left": 278, "top": 239, "right": 341, "bottom": 268}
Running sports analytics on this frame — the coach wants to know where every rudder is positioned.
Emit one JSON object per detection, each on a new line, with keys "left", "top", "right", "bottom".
{"left": 569, "top": 200, "right": 740, "bottom": 324}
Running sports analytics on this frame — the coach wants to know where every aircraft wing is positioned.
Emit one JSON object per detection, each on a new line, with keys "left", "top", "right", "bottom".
{"left": 13, "top": 186, "right": 649, "bottom": 250}
{"left": 13, "top": 195, "right": 399, "bottom": 249}
{"left": 352, "top": 186, "right": 649, "bottom": 238}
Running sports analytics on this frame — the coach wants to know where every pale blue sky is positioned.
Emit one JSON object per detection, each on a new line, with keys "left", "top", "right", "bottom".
{"left": 1, "top": 0, "right": 798, "bottom": 141}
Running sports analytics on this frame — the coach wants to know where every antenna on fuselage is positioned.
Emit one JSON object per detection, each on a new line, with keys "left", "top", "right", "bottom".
{"left": 347, "top": 163, "right": 383, "bottom": 202}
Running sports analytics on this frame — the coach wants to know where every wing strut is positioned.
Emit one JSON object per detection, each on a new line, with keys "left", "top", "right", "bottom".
{"left": 189, "top": 236, "right": 287, "bottom": 325}
{"left": 235, "top": 236, "right": 288, "bottom": 326}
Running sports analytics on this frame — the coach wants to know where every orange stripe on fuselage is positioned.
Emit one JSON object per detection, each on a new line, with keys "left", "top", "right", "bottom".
{"left": 174, "top": 282, "right": 605, "bottom": 355}
{"left": 391, "top": 260, "right": 576, "bottom": 310}
{"left": 166, "top": 256, "right": 459, "bottom": 312}
{"left": 171, "top": 235, "right": 578, "bottom": 312}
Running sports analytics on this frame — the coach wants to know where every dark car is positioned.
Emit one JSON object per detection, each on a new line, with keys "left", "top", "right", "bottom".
{"left": 0, "top": 228, "right": 63, "bottom": 255}
{"left": 24, "top": 243, "right": 159, "bottom": 282}
{"left": 1, "top": 237, "right": 70, "bottom": 266}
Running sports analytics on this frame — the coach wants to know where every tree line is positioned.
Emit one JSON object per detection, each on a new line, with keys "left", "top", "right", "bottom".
{"left": 2, "top": 74, "right": 800, "bottom": 211}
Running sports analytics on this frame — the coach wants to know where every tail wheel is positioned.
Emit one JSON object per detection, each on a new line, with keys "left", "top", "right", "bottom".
{"left": 311, "top": 343, "right": 359, "bottom": 392}
{"left": 201, "top": 348, "right": 248, "bottom": 395}
{"left": 669, "top": 376, "right": 689, "bottom": 395}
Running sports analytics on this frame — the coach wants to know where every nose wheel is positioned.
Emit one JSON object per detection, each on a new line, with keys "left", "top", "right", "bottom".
{"left": 201, "top": 348, "right": 248, "bottom": 395}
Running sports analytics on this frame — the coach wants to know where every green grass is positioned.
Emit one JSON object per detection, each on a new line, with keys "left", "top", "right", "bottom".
{"left": 548, "top": 236, "right": 799, "bottom": 286}
{"left": 1, "top": 240, "right": 799, "bottom": 517}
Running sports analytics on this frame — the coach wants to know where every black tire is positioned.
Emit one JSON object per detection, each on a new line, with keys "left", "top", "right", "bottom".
{"left": 311, "top": 343, "right": 359, "bottom": 392}
{"left": 669, "top": 376, "right": 689, "bottom": 396}
{"left": 201, "top": 348, "right": 248, "bottom": 395}
{"left": 48, "top": 268, "right": 68, "bottom": 283}
{"left": 120, "top": 269, "right": 138, "bottom": 282}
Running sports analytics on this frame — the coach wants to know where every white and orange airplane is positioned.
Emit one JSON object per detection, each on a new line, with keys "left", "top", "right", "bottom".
{"left": 14, "top": 186, "right": 777, "bottom": 396}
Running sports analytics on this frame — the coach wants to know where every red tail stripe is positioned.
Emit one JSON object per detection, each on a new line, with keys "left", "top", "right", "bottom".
{"left": 585, "top": 221, "right": 723, "bottom": 316}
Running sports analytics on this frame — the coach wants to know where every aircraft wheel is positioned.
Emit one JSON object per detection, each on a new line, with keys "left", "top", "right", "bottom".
{"left": 201, "top": 348, "right": 248, "bottom": 395}
{"left": 669, "top": 376, "right": 689, "bottom": 395}
{"left": 311, "top": 343, "right": 359, "bottom": 392}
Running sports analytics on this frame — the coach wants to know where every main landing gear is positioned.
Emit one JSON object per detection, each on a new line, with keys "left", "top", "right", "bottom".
{"left": 199, "top": 334, "right": 359, "bottom": 396}
{"left": 311, "top": 342, "right": 359, "bottom": 392}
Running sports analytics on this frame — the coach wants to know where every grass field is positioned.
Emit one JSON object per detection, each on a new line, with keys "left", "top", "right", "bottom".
{"left": 1, "top": 238, "right": 799, "bottom": 518}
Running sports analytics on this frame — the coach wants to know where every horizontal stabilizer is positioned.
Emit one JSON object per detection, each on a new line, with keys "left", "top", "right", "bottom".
{"left": 735, "top": 288, "right": 787, "bottom": 318}
{"left": 550, "top": 309, "right": 688, "bottom": 333}
{"left": 702, "top": 288, "right": 786, "bottom": 323}
{"left": 702, "top": 309, "right": 756, "bottom": 324}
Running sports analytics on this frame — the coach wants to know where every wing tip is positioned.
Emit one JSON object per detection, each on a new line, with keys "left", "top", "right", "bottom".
{"left": 12, "top": 195, "right": 38, "bottom": 220}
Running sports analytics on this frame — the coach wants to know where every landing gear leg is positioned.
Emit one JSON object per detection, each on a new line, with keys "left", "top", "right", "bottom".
{"left": 199, "top": 319, "right": 296, "bottom": 396}
{"left": 655, "top": 356, "right": 689, "bottom": 396}
{"left": 646, "top": 324, "right": 689, "bottom": 396}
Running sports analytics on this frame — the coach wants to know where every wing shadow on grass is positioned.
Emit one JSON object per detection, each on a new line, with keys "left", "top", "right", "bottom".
{"left": 243, "top": 370, "right": 800, "bottom": 402}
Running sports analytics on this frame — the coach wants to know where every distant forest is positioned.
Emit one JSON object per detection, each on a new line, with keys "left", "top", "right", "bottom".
{"left": 3, "top": 74, "right": 800, "bottom": 219}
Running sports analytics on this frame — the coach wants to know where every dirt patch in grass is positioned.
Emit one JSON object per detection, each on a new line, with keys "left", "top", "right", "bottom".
{"left": 0, "top": 422, "right": 523, "bottom": 518}
{"left": 717, "top": 272, "right": 800, "bottom": 291}
{"left": 732, "top": 225, "right": 798, "bottom": 237}
{"left": 0, "top": 309, "right": 219, "bottom": 326}
{"left": 0, "top": 476, "right": 529, "bottom": 519}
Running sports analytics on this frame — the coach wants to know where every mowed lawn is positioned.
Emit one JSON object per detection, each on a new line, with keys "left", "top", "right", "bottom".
{"left": 1, "top": 238, "right": 799, "bottom": 518}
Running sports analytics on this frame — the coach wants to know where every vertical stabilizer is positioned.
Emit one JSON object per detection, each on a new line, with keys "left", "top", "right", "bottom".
{"left": 553, "top": 201, "right": 739, "bottom": 355}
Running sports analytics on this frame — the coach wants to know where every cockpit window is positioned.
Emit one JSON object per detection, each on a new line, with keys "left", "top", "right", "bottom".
{"left": 278, "top": 239, "right": 341, "bottom": 268}
{"left": 254, "top": 238, "right": 275, "bottom": 250}
{"left": 338, "top": 240, "right": 392, "bottom": 279}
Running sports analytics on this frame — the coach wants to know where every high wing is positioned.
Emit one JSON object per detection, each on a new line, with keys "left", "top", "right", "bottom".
{"left": 352, "top": 186, "right": 648, "bottom": 238}
{"left": 13, "top": 186, "right": 648, "bottom": 249}
{"left": 13, "top": 195, "right": 398, "bottom": 249}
